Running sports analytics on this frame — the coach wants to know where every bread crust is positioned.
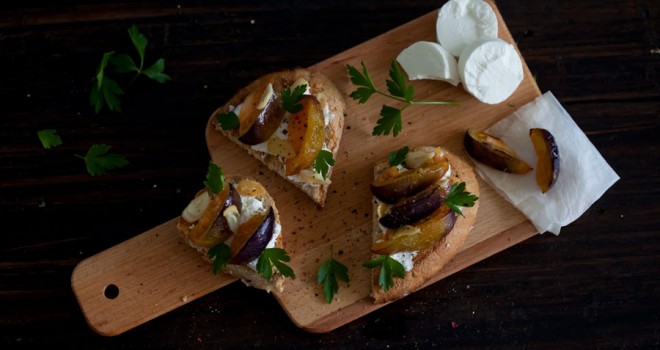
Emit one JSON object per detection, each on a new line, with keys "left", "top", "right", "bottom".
{"left": 211, "top": 68, "right": 346, "bottom": 207}
{"left": 370, "top": 147, "right": 480, "bottom": 303}
{"left": 176, "top": 176, "right": 285, "bottom": 293}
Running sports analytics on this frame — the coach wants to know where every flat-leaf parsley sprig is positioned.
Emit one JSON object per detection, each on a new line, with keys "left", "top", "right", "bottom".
{"left": 346, "top": 60, "right": 459, "bottom": 137}
{"left": 75, "top": 144, "right": 129, "bottom": 176}
{"left": 317, "top": 246, "right": 349, "bottom": 303}
{"left": 363, "top": 255, "right": 405, "bottom": 292}
{"left": 444, "top": 182, "right": 479, "bottom": 216}
{"left": 91, "top": 25, "right": 171, "bottom": 114}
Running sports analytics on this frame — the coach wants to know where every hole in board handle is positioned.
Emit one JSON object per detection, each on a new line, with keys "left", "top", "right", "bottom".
{"left": 104, "top": 284, "right": 119, "bottom": 299}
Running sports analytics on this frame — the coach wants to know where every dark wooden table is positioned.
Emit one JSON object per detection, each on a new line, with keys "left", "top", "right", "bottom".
{"left": 2, "top": 1, "right": 659, "bottom": 348}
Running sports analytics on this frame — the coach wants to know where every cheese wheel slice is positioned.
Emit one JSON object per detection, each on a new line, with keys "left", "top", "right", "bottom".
{"left": 396, "top": 41, "right": 460, "bottom": 86}
{"left": 458, "top": 38, "right": 523, "bottom": 105}
{"left": 436, "top": 0, "right": 498, "bottom": 57}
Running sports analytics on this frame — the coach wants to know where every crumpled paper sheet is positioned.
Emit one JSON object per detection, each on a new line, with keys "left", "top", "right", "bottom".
{"left": 472, "top": 91, "right": 620, "bottom": 235}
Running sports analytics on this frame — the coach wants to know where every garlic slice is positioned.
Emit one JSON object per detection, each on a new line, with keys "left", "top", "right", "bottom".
{"left": 223, "top": 205, "right": 240, "bottom": 233}
{"left": 405, "top": 149, "right": 436, "bottom": 169}
{"left": 182, "top": 191, "right": 211, "bottom": 223}
{"left": 256, "top": 83, "right": 274, "bottom": 110}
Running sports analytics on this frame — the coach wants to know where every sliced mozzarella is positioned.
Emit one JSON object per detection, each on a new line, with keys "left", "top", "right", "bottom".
{"left": 458, "top": 38, "right": 523, "bottom": 104}
{"left": 436, "top": 0, "right": 498, "bottom": 57}
{"left": 396, "top": 41, "right": 460, "bottom": 86}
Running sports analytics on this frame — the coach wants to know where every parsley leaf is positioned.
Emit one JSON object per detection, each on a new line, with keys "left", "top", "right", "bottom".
{"left": 75, "top": 144, "right": 129, "bottom": 176}
{"left": 109, "top": 53, "right": 138, "bottom": 74}
{"left": 91, "top": 52, "right": 125, "bottom": 114}
{"left": 363, "top": 255, "right": 405, "bottom": 292}
{"left": 256, "top": 248, "right": 295, "bottom": 282}
{"left": 216, "top": 111, "right": 240, "bottom": 130}
{"left": 37, "top": 129, "right": 62, "bottom": 149}
{"left": 314, "top": 150, "right": 335, "bottom": 180}
{"left": 386, "top": 60, "right": 414, "bottom": 102}
{"left": 128, "top": 25, "right": 147, "bottom": 65}
{"left": 204, "top": 161, "right": 224, "bottom": 195}
{"left": 143, "top": 58, "right": 171, "bottom": 83}
{"left": 317, "top": 247, "right": 349, "bottom": 304}
{"left": 90, "top": 26, "right": 170, "bottom": 114}
{"left": 281, "top": 84, "right": 307, "bottom": 113}
{"left": 346, "top": 61, "right": 377, "bottom": 103}
{"left": 208, "top": 243, "right": 232, "bottom": 274}
{"left": 373, "top": 105, "right": 403, "bottom": 137}
{"left": 388, "top": 146, "right": 409, "bottom": 167}
{"left": 346, "top": 60, "right": 459, "bottom": 137}
{"left": 444, "top": 182, "right": 479, "bottom": 216}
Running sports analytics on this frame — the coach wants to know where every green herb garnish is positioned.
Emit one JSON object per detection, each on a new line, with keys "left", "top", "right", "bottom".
{"left": 113, "top": 25, "right": 171, "bottom": 84}
{"left": 75, "top": 144, "right": 129, "bottom": 176}
{"left": 91, "top": 51, "right": 124, "bottom": 113}
{"left": 388, "top": 146, "right": 409, "bottom": 167}
{"left": 314, "top": 150, "right": 335, "bottom": 180}
{"left": 281, "top": 84, "right": 307, "bottom": 113}
{"left": 37, "top": 129, "right": 62, "bottom": 149}
{"left": 346, "top": 60, "right": 459, "bottom": 137}
{"left": 317, "top": 247, "right": 349, "bottom": 304}
{"left": 208, "top": 243, "right": 232, "bottom": 274}
{"left": 256, "top": 248, "right": 295, "bottom": 282}
{"left": 204, "top": 161, "right": 224, "bottom": 195}
{"left": 363, "top": 255, "right": 405, "bottom": 292}
{"left": 444, "top": 182, "right": 479, "bottom": 216}
{"left": 90, "top": 25, "right": 170, "bottom": 114}
{"left": 215, "top": 111, "right": 240, "bottom": 130}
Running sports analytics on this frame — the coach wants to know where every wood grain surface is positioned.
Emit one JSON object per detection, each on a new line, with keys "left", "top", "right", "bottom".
{"left": 72, "top": 2, "right": 542, "bottom": 335}
{"left": 2, "top": 1, "right": 659, "bottom": 349}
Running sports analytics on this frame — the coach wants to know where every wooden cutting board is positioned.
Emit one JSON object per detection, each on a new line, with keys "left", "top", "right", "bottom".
{"left": 72, "top": 1, "right": 541, "bottom": 336}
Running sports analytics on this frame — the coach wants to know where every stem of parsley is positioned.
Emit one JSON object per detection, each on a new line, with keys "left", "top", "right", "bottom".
{"left": 346, "top": 60, "right": 460, "bottom": 136}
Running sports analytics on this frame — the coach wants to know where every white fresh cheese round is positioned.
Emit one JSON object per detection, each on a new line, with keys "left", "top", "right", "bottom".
{"left": 436, "top": 0, "right": 498, "bottom": 57}
{"left": 396, "top": 41, "right": 460, "bottom": 86}
{"left": 458, "top": 38, "right": 523, "bottom": 104}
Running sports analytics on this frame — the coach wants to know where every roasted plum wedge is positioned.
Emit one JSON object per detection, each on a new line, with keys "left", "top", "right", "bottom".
{"left": 530, "top": 128, "right": 560, "bottom": 193}
{"left": 464, "top": 128, "right": 532, "bottom": 174}
{"left": 230, "top": 207, "right": 275, "bottom": 264}
{"left": 285, "top": 95, "right": 325, "bottom": 176}
{"left": 187, "top": 187, "right": 230, "bottom": 248}
{"left": 371, "top": 205, "right": 457, "bottom": 255}
{"left": 238, "top": 84, "right": 286, "bottom": 145}
{"left": 371, "top": 157, "right": 449, "bottom": 204}
{"left": 379, "top": 182, "right": 450, "bottom": 229}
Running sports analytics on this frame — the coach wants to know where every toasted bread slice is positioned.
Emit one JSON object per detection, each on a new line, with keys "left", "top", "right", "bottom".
{"left": 369, "top": 146, "right": 479, "bottom": 303}
{"left": 177, "top": 176, "right": 286, "bottom": 293}
{"left": 211, "top": 68, "right": 345, "bottom": 207}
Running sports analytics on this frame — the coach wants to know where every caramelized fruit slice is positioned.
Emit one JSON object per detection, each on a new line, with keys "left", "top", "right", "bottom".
{"left": 230, "top": 208, "right": 274, "bottom": 264}
{"left": 239, "top": 82, "right": 286, "bottom": 145}
{"left": 200, "top": 184, "right": 242, "bottom": 247}
{"left": 464, "top": 129, "right": 532, "bottom": 174}
{"left": 236, "top": 178, "right": 268, "bottom": 197}
{"left": 371, "top": 205, "right": 456, "bottom": 255}
{"left": 285, "top": 95, "right": 325, "bottom": 176}
{"left": 371, "top": 157, "right": 449, "bottom": 204}
{"left": 238, "top": 77, "right": 276, "bottom": 137}
{"left": 379, "top": 182, "right": 450, "bottom": 229}
{"left": 188, "top": 187, "right": 230, "bottom": 247}
{"left": 530, "top": 128, "right": 560, "bottom": 193}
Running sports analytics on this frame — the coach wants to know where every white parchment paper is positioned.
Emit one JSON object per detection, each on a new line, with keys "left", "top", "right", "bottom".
{"left": 472, "top": 91, "right": 620, "bottom": 235}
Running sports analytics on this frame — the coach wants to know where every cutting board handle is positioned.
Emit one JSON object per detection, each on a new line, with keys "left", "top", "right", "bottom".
{"left": 71, "top": 217, "right": 236, "bottom": 336}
